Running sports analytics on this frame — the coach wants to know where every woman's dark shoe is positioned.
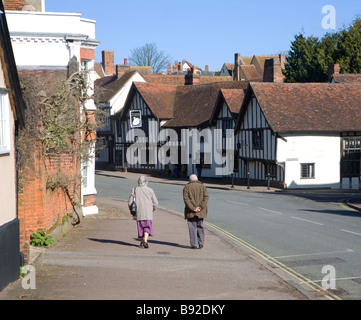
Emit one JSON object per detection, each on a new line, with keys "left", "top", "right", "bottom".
{"left": 144, "top": 242, "right": 149, "bottom": 249}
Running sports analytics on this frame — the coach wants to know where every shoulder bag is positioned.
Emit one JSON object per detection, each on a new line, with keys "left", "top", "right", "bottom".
{"left": 130, "top": 187, "right": 137, "bottom": 216}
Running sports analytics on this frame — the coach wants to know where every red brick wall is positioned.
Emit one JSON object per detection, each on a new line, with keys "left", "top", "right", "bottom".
{"left": 81, "top": 48, "right": 95, "bottom": 61}
{"left": 17, "top": 69, "right": 81, "bottom": 262}
{"left": 18, "top": 149, "right": 79, "bottom": 262}
{"left": 3, "top": 0, "right": 28, "bottom": 11}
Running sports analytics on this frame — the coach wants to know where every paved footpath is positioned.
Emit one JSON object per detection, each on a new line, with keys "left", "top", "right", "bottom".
{"left": 0, "top": 197, "right": 305, "bottom": 301}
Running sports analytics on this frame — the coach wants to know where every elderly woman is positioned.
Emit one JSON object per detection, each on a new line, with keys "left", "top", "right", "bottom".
{"left": 128, "top": 176, "right": 158, "bottom": 248}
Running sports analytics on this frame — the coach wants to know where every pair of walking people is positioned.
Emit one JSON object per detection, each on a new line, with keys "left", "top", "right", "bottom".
{"left": 128, "top": 174, "right": 209, "bottom": 249}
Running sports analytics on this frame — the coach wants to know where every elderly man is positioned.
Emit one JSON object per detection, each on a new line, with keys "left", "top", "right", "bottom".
{"left": 183, "top": 174, "right": 209, "bottom": 249}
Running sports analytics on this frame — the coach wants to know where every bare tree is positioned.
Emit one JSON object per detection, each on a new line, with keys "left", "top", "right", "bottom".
{"left": 129, "top": 43, "right": 171, "bottom": 73}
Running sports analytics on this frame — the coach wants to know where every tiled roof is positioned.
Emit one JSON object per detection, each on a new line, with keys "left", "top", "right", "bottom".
{"left": 94, "top": 62, "right": 105, "bottom": 78}
{"left": 251, "top": 55, "right": 278, "bottom": 74}
{"left": 240, "top": 56, "right": 253, "bottom": 65}
{"left": 240, "top": 82, "right": 361, "bottom": 133}
{"left": 95, "top": 71, "right": 141, "bottom": 103}
{"left": 145, "top": 74, "right": 232, "bottom": 85}
{"left": 165, "top": 81, "right": 249, "bottom": 128}
{"left": 224, "top": 63, "right": 234, "bottom": 71}
{"left": 332, "top": 74, "right": 361, "bottom": 83}
{"left": 240, "top": 65, "right": 262, "bottom": 81}
{"left": 120, "top": 81, "right": 249, "bottom": 128}
{"left": 219, "top": 89, "right": 246, "bottom": 114}
{"left": 210, "top": 89, "right": 246, "bottom": 125}
{"left": 132, "top": 82, "right": 177, "bottom": 119}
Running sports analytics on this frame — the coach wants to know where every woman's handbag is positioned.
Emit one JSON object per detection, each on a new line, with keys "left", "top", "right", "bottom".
{"left": 130, "top": 188, "right": 137, "bottom": 216}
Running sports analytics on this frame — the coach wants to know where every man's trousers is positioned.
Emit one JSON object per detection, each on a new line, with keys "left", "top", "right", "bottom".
{"left": 187, "top": 217, "right": 204, "bottom": 248}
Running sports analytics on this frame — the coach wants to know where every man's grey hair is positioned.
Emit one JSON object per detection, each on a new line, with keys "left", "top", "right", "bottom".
{"left": 138, "top": 176, "right": 148, "bottom": 187}
{"left": 189, "top": 174, "right": 198, "bottom": 181}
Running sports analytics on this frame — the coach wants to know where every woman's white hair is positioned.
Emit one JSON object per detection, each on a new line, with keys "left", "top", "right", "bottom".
{"left": 138, "top": 175, "right": 148, "bottom": 187}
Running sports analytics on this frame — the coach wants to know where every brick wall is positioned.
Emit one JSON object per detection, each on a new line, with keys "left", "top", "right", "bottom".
{"left": 4, "top": 0, "right": 43, "bottom": 11}
{"left": 17, "top": 69, "right": 82, "bottom": 262}
{"left": 18, "top": 150, "right": 79, "bottom": 262}
{"left": 81, "top": 48, "right": 95, "bottom": 61}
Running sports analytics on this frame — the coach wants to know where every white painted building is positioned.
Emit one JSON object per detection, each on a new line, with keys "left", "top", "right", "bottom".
{"left": 5, "top": 0, "right": 100, "bottom": 214}
{"left": 235, "top": 82, "right": 361, "bottom": 189}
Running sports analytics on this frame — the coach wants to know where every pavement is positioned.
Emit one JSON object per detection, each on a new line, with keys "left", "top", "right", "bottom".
{"left": 1, "top": 169, "right": 361, "bottom": 302}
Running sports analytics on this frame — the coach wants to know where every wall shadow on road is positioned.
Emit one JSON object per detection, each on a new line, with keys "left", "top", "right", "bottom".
{"left": 300, "top": 208, "right": 361, "bottom": 218}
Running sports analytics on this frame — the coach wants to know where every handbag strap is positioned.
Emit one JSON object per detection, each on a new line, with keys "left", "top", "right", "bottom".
{"left": 133, "top": 187, "right": 136, "bottom": 201}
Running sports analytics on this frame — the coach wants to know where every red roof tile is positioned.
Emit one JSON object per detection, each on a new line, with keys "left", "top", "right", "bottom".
{"left": 242, "top": 82, "right": 361, "bottom": 133}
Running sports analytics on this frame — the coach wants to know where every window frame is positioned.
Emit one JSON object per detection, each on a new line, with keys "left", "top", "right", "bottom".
{"left": 252, "top": 129, "right": 264, "bottom": 150}
{"left": 300, "top": 163, "right": 315, "bottom": 179}
{"left": 0, "top": 91, "right": 11, "bottom": 155}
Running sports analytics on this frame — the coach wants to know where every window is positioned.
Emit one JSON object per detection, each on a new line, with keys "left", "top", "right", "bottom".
{"left": 82, "top": 162, "right": 88, "bottom": 188}
{"left": 341, "top": 137, "right": 361, "bottom": 177}
{"left": 81, "top": 59, "right": 90, "bottom": 71}
{"left": 222, "top": 119, "right": 233, "bottom": 137}
{"left": 301, "top": 163, "right": 315, "bottom": 179}
{"left": 0, "top": 92, "right": 10, "bottom": 154}
{"left": 252, "top": 129, "right": 263, "bottom": 149}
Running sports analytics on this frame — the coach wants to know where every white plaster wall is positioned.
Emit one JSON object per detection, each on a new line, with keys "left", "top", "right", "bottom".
{"left": 0, "top": 94, "right": 16, "bottom": 225}
{"left": 277, "top": 133, "right": 341, "bottom": 189}
{"left": 109, "top": 74, "right": 146, "bottom": 115}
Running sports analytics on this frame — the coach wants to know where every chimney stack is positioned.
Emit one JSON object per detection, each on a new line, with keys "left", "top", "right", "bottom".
{"left": 263, "top": 55, "right": 286, "bottom": 83}
{"left": 172, "top": 61, "right": 178, "bottom": 73}
{"left": 115, "top": 59, "right": 131, "bottom": 78}
{"left": 328, "top": 64, "right": 340, "bottom": 82}
{"left": 102, "top": 50, "right": 115, "bottom": 76}
{"left": 167, "top": 63, "right": 171, "bottom": 75}
{"left": 234, "top": 53, "right": 241, "bottom": 81}
{"left": 205, "top": 65, "right": 209, "bottom": 73}
{"left": 185, "top": 67, "right": 200, "bottom": 85}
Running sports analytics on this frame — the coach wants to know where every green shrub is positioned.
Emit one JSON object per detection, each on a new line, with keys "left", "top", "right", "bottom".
{"left": 30, "top": 228, "right": 54, "bottom": 248}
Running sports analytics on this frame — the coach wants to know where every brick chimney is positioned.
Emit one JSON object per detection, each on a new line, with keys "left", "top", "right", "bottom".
{"left": 205, "top": 65, "right": 209, "bottom": 73}
{"left": 115, "top": 59, "right": 131, "bottom": 78}
{"left": 167, "top": 63, "right": 171, "bottom": 75}
{"left": 263, "top": 54, "right": 286, "bottom": 83}
{"left": 328, "top": 64, "right": 340, "bottom": 82}
{"left": 102, "top": 50, "right": 115, "bottom": 76}
{"left": 233, "top": 53, "right": 241, "bottom": 81}
{"left": 172, "top": 61, "right": 178, "bottom": 73}
{"left": 185, "top": 67, "right": 200, "bottom": 85}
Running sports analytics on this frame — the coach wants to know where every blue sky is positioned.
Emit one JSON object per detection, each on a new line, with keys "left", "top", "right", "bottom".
{"left": 46, "top": 0, "right": 361, "bottom": 72}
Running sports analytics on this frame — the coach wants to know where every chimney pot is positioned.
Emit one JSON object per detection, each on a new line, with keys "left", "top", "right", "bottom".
{"left": 124, "top": 58, "right": 128, "bottom": 65}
